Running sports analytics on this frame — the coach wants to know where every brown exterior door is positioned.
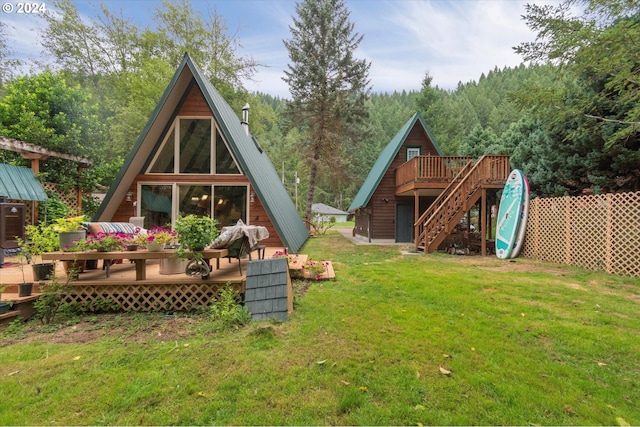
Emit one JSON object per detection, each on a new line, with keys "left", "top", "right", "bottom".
{"left": 396, "top": 203, "right": 413, "bottom": 243}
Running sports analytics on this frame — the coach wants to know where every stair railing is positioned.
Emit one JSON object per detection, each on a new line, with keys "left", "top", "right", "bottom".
{"left": 416, "top": 155, "right": 510, "bottom": 252}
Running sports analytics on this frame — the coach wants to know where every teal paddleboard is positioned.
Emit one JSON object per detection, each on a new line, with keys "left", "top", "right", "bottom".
{"left": 496, "top": 169, "right": 525, "bottom": 259}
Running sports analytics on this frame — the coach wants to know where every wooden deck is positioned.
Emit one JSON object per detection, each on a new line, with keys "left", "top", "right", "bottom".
{"left": 1, "top": 247, "right": 285, "bottom": 313}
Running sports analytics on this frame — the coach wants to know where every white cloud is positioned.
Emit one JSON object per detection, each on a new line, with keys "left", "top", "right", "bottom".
{"left": 377, "top": 0, "right": 539, "bottom": 90}
{"left": 4, "top": 0, "right": 545, "bottom": 96}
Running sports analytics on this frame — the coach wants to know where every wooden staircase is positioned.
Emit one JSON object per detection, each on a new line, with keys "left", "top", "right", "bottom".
{"left": 415, "top": 155, "right": 510, "bottom": 253}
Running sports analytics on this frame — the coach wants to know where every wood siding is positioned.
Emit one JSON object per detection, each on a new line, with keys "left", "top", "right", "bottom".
{"left": 107, "top": 84, "right": 285, "bottom": 249}
{"left": 355, "top": 123, "right": 440, "bottom": 240}
{"left": 181, "top": 84, "right": 211, "bottom": 116}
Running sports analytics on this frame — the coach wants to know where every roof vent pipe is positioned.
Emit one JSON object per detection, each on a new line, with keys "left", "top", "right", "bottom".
{"left": 241, "top": 103, "right": 250, "bottom": 135}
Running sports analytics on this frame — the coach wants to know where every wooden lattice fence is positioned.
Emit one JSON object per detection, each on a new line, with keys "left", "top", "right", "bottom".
{"left": 62, "top": 283, "right": 240, "bottom": 312}
{"left": 521, "top": 191, "right": 640, "bottom": 277}
{"left": 8, "top": 182, "right": 79, "bottom": 226}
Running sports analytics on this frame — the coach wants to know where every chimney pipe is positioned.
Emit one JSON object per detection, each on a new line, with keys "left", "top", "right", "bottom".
{"left": 241, "top": 103, "right": 250, "bottom": 135}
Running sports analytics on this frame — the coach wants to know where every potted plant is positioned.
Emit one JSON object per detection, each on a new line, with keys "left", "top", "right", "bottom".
{"left": 60, "top": 239, "right": 85, "bottom": 278}
{"left": 133, "top": 227, "right": 176, "bottom": 252}
{"left": 23, "top": 224, "right": 59, "bottom": 281}
{"left": 0, "top": 286, "right": 10, "bottom": 314}
{"left": 12, "top": 244, "right": 34, "bottom": 297}
{"left": 77, "top": 232, "right": 126, "bottom": 252}
{"left": 174, "top": 215, "right": 219, "bottom": 252}
{"left": 52, "top": 215, "right": 87, "bottom": 250}
{"left": 174, "top": 215, "right": 219, "bottom": 278}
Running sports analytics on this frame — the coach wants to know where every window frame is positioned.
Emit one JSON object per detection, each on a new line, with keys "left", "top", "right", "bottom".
{"left": 406, "top": 146, "right": 422, "bottom": 162}
{"left": 146, "top": 116, "right": 242, "bottom": 175}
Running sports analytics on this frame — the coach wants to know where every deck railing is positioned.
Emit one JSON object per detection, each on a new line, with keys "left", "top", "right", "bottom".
{"left": 396, "top": 156, "right": 472, "bottom": 188}
{"left": 416, "top": 155, "right": 510, "bottom": 252}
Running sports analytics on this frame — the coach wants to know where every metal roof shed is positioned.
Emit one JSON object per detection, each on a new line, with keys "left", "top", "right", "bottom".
{"left": 0, "top": 163, "right": 48, "bottom": 202}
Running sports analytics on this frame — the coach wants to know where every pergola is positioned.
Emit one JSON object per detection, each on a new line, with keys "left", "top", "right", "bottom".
{"left": 0, "top": 136, "right": 93, "bottom": 221}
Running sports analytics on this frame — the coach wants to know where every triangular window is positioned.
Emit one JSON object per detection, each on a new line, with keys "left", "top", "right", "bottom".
{"left": 216, "top": 130, "right": 240, "bottom": 174}
{"left": 148, "top": 117, "right": 241, "bottom": 174}
{"left": 149, "top": 128, "right": 175, "bottom": 173}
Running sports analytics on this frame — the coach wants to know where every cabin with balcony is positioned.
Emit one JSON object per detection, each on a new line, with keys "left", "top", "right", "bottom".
{"left": 348, "top": 112, "right": 510, "bottom": 255}
{"left": 94, "top": 53, "right": 308, "bottom": 253}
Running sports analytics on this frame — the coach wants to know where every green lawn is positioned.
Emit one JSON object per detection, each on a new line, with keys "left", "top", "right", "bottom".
{"left": 1, "top": 231, "right": 639, "bottom": 425}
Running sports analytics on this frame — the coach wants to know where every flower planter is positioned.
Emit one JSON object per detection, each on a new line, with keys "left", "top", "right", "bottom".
{"left": 32, "top": 263, "right": 56, "bottom": 281}
{"left": 59, "top": 230, "right": 86, "bottom": 251}
{"left": 159, "top": 258, "right": 189, "bottom": 275}
{"left": 0, "top": 302, "right": 10, "bottom": 314}
{"left": 146, "top": 242, "right": 163, "bottom": 252}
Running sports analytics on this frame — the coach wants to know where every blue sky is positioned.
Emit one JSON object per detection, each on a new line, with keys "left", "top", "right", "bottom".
{"left": 3, "top": 0, "right": 548, "bottom": 98}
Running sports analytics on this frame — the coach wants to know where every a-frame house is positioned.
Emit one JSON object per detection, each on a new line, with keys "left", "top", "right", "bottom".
{"left": 349, "top": 112, "right": 510, "bottom": 254}
{"left": 94, "top": 54, "right": 308, "bottom": 252}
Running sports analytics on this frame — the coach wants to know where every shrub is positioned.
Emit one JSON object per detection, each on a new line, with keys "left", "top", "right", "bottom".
{"left": 210, "top": 283, "right": 251, "bottom": 329}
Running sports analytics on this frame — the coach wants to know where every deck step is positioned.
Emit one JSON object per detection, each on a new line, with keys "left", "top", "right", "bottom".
{"left": 0, "top": 293, "right": 40, "bottom": 327}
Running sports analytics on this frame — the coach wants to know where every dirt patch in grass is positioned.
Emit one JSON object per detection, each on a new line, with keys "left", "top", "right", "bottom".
{"left": 2, "top": 315, "right": 202, "bottom": 347}
{"left": 564, "top": 283, "right": 588, "bottom": 291}
{"left": 452, "top": 255, "right": 570, "bottom": 276}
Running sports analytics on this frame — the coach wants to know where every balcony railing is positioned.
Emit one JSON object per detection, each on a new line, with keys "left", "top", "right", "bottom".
{"left": 395, "top": 156, "right": 472, "bottom": 188}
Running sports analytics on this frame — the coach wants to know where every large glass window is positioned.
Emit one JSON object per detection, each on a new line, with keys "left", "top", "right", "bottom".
{"left": 216, "top": 130, "right": 240, "bottom": 174}
{"left": 149, "top": 129, "right": 175, "bottom": 173}
{"left": 138, "top": 184, "right": 248, "bottom": 229}
{"left": 140, "top": 184, "right": 173, "bottom": 230}
{"left": 179, "top": 119, "right": 211, "bottom": 174}
{"left": 178, "top": 185, "right": 212, "bottom": 217}
{"left": 148, "top": 117, "right": 241, "bottom": 174}
{"left": 213, "top": 186, "right": 247, "bottom": 227}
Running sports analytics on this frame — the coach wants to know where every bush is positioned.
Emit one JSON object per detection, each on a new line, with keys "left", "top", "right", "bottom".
{"left": 34, "top": 276, "right": 71, "bottom": 324}
{"left": 210, "top": 283, "right": 251, "bottom": 329}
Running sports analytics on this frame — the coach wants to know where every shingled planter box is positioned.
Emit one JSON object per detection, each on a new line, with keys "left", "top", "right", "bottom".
{"left": 244, "top": 258, "right": 292, "bottom": 322}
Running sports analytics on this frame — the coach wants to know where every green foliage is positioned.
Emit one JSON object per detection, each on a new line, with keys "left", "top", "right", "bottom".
{"left": 174, "top": 214, "right": 219, "bottom": 252}
{"left": 23, "top": 223, "right": 60, "bottom": 261}
{"left": 513, "top": 0, "right": 640, "bottom": 194}
{"left": 310, "top": 215, "right": 337, "bottom": 235}
{"left": 38, "top": 190, "right": 74, "bottom": 225}
{"left": 51, "top": 215, "right": 86, "bottom": 232}
{"left": 2, "top": 0, "right": 636, "bottom": 209}
{"left": 63, "top": 298, "right": 119, "bottom": 314}
{"left": 33, "top": 276, "right": 72, "bottom": 324}
{"left": 0, "top": 21, "right": 21, "bottom": 84}
{"left": 283, "top": 0, "right": 371, "bottom": 221}
{"left": 210, "top": 283, "right": 251, "bottom": 329}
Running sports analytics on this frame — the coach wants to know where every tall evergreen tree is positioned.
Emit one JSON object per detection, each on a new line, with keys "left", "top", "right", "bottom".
{"left": 515, "top": 0, "right": 640, "bottom": 193}
{"left": 283, "top": 0, "right": 371, "bottom": 224}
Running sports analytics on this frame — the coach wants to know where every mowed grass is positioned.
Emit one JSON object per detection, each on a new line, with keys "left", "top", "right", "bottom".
{"left": 1, "top": 231, "right": 639, "bottom": 425}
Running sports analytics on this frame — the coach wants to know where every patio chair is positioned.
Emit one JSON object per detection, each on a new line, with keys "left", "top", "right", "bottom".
{"left": 223, "top": 236, "right": 251, "bottom": 274}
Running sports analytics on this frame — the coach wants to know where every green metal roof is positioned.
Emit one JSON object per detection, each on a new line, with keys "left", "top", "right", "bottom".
{"left": 95, "top": 54, "right": 308, "bottom": 252}
{"left": 348, "top": 112, "right": 442, "bottom": 212}
{"left": 192, "top": 57, "right": 309, "bottom": 252}
{"left": 0, "top": 163, "right": 48, "bottom": 201}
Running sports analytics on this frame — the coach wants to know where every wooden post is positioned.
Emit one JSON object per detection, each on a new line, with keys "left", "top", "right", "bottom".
{"left": 414, "top": 190, "right": 420, "bottom": 248}
{"left": 565, "top": 196, "right": 572, "bottom": 265}
{"left": 604, "top": 193, "right": 613, "bottom": 274}
{"left": 77, "top": 165, "right": 84, "bottom": 215}
{"left": 481, "top": 188, "right": 487, "bottom": 256}
{"left": 22, "top": 153, "right": 45, "bottom": 224}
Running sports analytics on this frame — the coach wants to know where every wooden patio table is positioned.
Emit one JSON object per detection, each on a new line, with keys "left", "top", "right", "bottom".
{"left": 42, "top": 248, "right": 229, "bottom": 281}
